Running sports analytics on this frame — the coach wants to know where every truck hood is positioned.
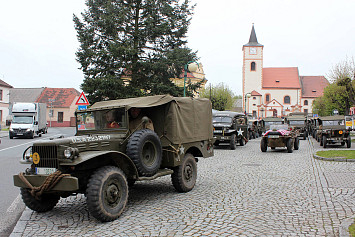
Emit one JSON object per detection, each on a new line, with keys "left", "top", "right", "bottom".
{"left": 10, "top": 124, "right": 33, "bottom": 129}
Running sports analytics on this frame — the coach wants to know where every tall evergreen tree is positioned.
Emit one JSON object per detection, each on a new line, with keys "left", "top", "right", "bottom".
{"left": 74, "top": 0, "right": 198, "bottom": 103}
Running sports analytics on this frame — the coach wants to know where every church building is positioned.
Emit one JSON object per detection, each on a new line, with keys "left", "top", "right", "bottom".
{"left": 242, "top": 25, "right": 329, "bottom": 118}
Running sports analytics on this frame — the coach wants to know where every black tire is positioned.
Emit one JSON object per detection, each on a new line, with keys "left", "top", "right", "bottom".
{"left": 127, "top": 129, "right": 162, "bottom": 177}
{"left": 320, "top": 136, "right": 323, "bottom": 146}
{"left": 230, "top": 134, "right": 237, "bottom": 150}
{"left": 38, "top": 132, "right": 42, "bottom": 137}
{"left": 171, "top": 153, "right": 197, "bottom": 193}
{"left": 260, "top": 138, "right": 267, "bottom": 152}
{"left": 287, "top": 139, "right": 293, "bottom": 153}
{"left": 323, "top": 136, "right": 327, "bottom": 148}
{"left": 9, "top": 134, "right": 13, "bottom": 139}
{"left": 20, "top": 188, "right": 60, "bottom": 212}
{"left": 86, "top": 166, "right": 128, "bottom": 222}
{"left": 239, "top": 136, "right": 245, "bottom": 146}
{"left": 347, "top": 138, "right": 352, "bottom": 148}
{"left": 294, "top": 137, "right": 299, "bottom": 150}
{"left": 29, "top": 131, "right": 34, "bottom": 139}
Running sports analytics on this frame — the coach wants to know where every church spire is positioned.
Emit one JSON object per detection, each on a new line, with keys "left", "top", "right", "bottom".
{"left": 244, "top": 24, "right": 263, "bottom": 47}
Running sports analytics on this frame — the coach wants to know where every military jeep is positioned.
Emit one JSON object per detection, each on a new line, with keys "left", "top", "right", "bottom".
{"left": 317, "top": 115, "right": 351, "bottom": 148}
{"left": 13, "top": 95, "right": 214, "bottom": 222}
{"left": 212, "top": 111, "right": 248, "bottom": 150}
{"left": 260, "top": 124, "right": 299, "bottom": 153}
{"left": 259, "top": 117, "right": 284, "bottom": 134}
{"left": 285, "top": 116, "right": 308, "bottom": 139}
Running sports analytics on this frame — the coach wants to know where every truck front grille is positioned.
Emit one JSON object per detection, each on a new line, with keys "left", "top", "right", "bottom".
{"left": 32, "top": 145, "right": 59, "bottom": 168}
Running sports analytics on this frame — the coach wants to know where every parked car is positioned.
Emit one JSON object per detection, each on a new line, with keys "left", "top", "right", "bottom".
{"left": 285, "top": 116, "right": 308, "bottom": 139}
{"left": 259, "top": 117, "right": 284, "bottom": 135}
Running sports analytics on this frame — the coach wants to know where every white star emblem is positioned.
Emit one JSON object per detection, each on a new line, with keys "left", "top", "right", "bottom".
{"left": 179, "top": 145, "right": 185, "bottom": 155}
{"left": 237, "top": 128, "right": 244, "bottom": 136}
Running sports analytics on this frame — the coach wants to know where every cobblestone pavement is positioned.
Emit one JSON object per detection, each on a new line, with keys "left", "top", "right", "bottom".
{"left": 10, "top": 137, "right": 355, "bottom": 236}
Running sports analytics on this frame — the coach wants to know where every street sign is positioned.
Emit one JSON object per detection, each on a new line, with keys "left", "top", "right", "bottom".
{"left": 76, "top": 92, "right": 90, "bottom": 105}
{"left": 78, "top": 105, "right": 87, "bottom": 111}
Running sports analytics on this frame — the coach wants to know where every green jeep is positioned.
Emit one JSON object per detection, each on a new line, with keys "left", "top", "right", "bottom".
{"left": 213, "top": 111, "right": 248, "bottom": 150}
{"left": 285, "top": 116, "right": 308, "bottom": 139}
{"left": 317, "top": 115, "right": 351, "bottom": 148}
{"left": 259, "top": 117, "right": 284, "bottom": 134}
{"left": 13, "top": 95, "right": 214, "bottom": 222}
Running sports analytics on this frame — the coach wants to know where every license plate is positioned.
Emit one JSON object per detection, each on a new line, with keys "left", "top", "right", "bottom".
{"left": 17, "top": 133, "right": 23, "bottom": 136}
{"left": 268, "top": 135, "right": 279, "bottom": 138}
{"left": 36, "top": 167, "right": 57, "bottom": 175}
{"left": 221, "top": 137, "right": 227, "bottom": 140}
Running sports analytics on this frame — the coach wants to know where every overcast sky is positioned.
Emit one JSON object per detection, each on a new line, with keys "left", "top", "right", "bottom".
{"left": 0, "top": 0, "right": 354, "bottom": 96}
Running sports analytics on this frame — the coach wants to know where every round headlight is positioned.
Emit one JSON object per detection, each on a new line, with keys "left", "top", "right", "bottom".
{"left": 64, "top": 148, "right": 73, "bottom": 159}
{"left": 23, "top": 146, "right": 32, "bottom": 160}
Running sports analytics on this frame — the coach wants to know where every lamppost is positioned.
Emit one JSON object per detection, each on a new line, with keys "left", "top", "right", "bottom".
{"left": 244, "top": 93, "right": 251, "bottom": 115}
{"left": 183, "top": 61, "right": 199, "bottom": 97}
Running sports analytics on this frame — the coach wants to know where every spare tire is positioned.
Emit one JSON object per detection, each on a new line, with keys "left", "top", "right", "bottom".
{"left": 127, "top": 129, "right": 162, "bottom": 177}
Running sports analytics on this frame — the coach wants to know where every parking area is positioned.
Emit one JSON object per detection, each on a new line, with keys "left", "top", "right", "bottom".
{"left": 11, "top": 137, "right": 355, "bottom": 236}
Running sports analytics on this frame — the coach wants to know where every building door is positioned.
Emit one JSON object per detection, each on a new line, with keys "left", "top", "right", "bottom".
{"left": 58, "top": 112, "right": 63, "bottom": 123}
{"left": 273, "top": 109, "right": 277, "bottom": 117}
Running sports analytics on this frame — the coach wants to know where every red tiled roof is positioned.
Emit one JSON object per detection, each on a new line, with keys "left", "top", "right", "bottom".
{"left": 36, "top": 88, "right": 80, "bottom": 108}
{"left": 0, "top": 79, "right": 13, "bottom": 88}
{"left": 251, "top": 90, "right": 262, "bottom": 96}
{"left": 179, "top": 70, "right": 195, "bottom": 78}
{"left": 262, "top": 67, "right": 300, "bottom": 89}
{"left": 300, "top": 76, "right": 329, "bottom": 98}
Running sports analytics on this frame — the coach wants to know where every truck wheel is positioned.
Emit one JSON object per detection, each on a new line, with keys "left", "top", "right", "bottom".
{"left": 323, "top": 136, "right": 327, "bottom": 148}
{"left": 294, "top": 137, "right": 299, "bottom": 150}
{"left": 29, "top": 131, "right": 34, "bottom": 139}
{"left": 347, "top": 138, "right": 352, "bottom": 148}
{"left": 320, "top": 136, "right": 323, "bottom": 146}
{"left": 20, "top": 188, "right": 60, "bottom": 212}
{"left": 287, "top": 139, "right": 293, "bottom": 153}
{"left": 86, "top": 166, "right": 128, "bottom": 222}
{"left": 230, "top": 134, "right": 237, "bottom": 150}
{"left": 127, "top": 129, "right": 162, "bottom": 177}
{"left": 9, "top": 134, "right": 13, "bottom": 139}
{"left": 260, "top": 138, "right": 267, "bottom": 152}
{"left": 239, "top": 136, "right": 245, "bottom": 146}
{"left": 171, "top": 153, "right": 197, "bottom": 193}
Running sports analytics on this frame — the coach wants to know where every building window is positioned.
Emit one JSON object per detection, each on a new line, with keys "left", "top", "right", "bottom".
{"left": 284, "top": 96, "right": 290, "bottom": 104}
{"left": 253, "top": 97, "right": 256, "bottom": 100}
{"left": 252, "top": 111, "right": 257, "bottom": 118}
{"left": 0, "top": 110, "right": 2, "bottom": 122}
{"left": 304, "top": 109, "right": 308, "bottom": 114}
{"left": 304, "top": 100, "right": 308, "bottom": 106}
{"left": 0, "top": 90, "right": 2, "bottom": 101}
{"left": 58, "top": 112, "right": 64, "bottom": 123}
{"left": 265, "top": 94, "right": 270, "bottom": 103}
{"left": 251, "top": 62, "right": 256, "bottom": 71}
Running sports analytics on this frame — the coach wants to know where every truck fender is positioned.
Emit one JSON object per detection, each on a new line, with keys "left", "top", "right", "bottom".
{"left": 66, "top": 151, "right": 139, "bottom": 180}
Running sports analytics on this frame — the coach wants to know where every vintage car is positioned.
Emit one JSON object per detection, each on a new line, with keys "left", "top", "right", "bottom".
{"left": 260, "top": 124, "right": 299, "bottom": 153}
{"left": 316, "top": 115, "right": 351, "bottom": 148}
{"left": 13, "top": 95, "right": 214, "bottom": 222}
{"left": 213, "top": 111, "right": 248, "bottom": 149}
{"left": 248, "top": 119, "right": 260, "bottom": 139}
{"left": 285, "top": 115, "right": 308, "bottom": 139}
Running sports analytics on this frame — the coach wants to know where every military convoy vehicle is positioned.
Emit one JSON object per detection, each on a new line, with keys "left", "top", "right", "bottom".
{"left": 13, "top": 95, "right": 214, "bottom": 222}
{"left": 259, "top": 117, "right": 284, "bottom": 134}
{"left": 285, "top": 116, "right": 308, "bottom": 139}
{"left": 213, "top": 111, "right": 248, "bottom": 150}
{"left": 316, "top": 115, "right": 351, "bottom": 148}
{"left": 248, "top": 119, "right": 260, "bottom": 139}
{"left": 260, "top": 124, "right": 299, "bottom": 153}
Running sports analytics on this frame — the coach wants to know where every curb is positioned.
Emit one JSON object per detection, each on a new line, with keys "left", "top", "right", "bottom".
{"left": 339, "top": 215, "right": 355, "bottom": 237}
{"left": 313, "top": 154, "right": 355, "bottom": 162}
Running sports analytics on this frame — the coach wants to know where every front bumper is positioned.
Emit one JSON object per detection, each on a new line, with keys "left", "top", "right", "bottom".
{"left": 13, "top": 174, "right": 79, "bottom": 192}
{"left": 9, "top": 130, "right": 32, "bottom": 137}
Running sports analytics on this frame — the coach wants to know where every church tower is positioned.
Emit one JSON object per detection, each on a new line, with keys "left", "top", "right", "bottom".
{"left": 242, "top": 24, "right": 263, "bottom": 113}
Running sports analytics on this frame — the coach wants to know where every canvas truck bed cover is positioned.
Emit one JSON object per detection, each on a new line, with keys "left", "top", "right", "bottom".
{"left": 87, "top": 95, "right": 213, "bottom": 145}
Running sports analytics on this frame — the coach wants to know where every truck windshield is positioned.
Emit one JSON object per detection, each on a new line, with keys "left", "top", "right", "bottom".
{"left": 213, "top": 116, "right": 232, "bottom": 124}
{"left": 289, "top": 120, "right": 305, "bottom": 125}
{"left": 323, "top": 120, "right": 345, "bottom": 126}
{"left": 265, "top": 121, "right": 283, "bottom": 126}
{"left": 76, "top": 108, "right": 127, "bottom": 131}
{"left": 12, "top": 116, "right": 33, "bottom": 124}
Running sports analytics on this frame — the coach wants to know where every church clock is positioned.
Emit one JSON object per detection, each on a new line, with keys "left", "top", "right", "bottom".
{"left": 249, "top": 47, "right": 257, "bottom": 54}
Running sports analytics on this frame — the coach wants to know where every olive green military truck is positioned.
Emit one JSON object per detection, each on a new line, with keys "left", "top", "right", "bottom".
{"left": 285, "top": 115, "right": 308, "bottom": 139}
{"left": 316, "top": 115, "right": 351, "bottom": 148}
{"left": 260, "top": 124, "right": 299, "bottom": 153}
{"left": 13, "top": 95, "right": 214, "bottom": 222}
{"left": 213, "top": 111, "right": 248, "bottom": 150}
